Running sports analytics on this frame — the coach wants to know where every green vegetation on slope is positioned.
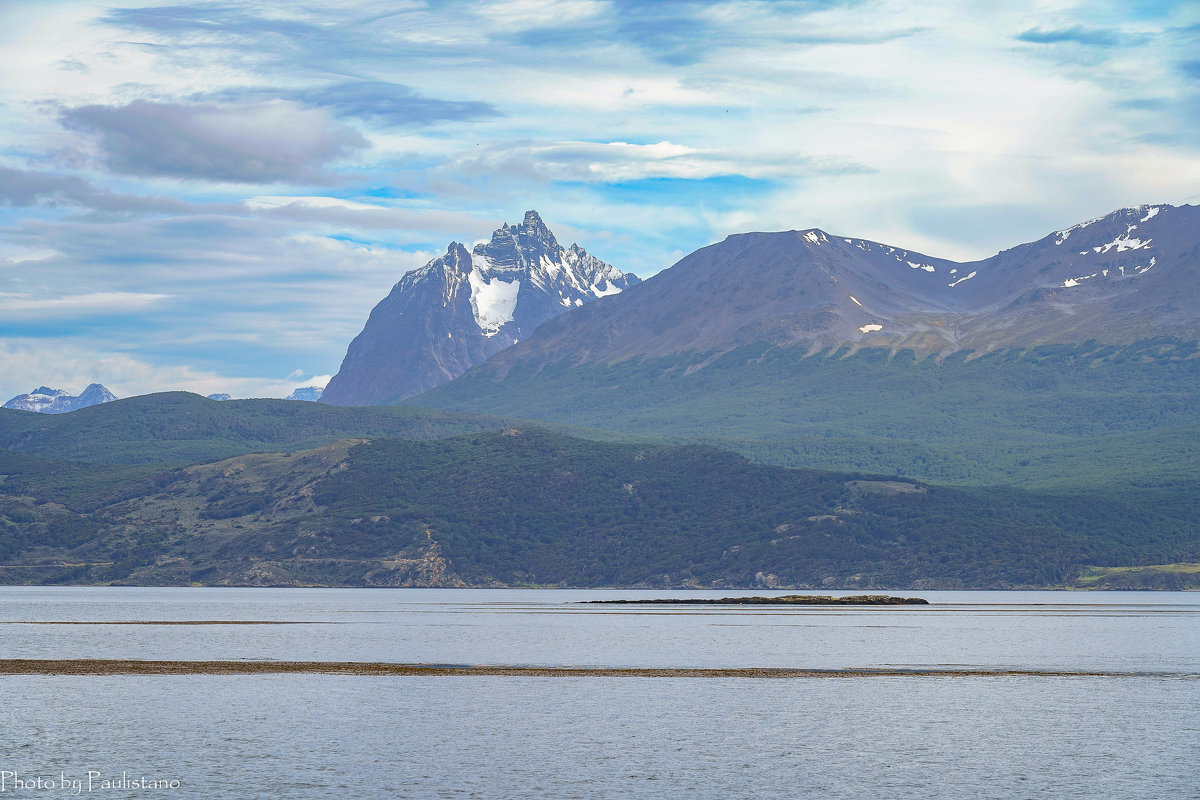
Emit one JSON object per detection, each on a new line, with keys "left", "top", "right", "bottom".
{"left": 0, "top": 391, "right": 562, "bottom": 465}
{"left": 2, "top": 430, "right": 1196, "bottom": 588}
{"left": 412, "top": 339, "right": 1200, "bottom": 488}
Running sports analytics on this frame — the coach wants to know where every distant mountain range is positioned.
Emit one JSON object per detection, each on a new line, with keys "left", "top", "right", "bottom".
{"left": 412, "top": 203, "right": 1200, "bottom": 486}
{"left": 3, "top": 384, "right": 117, "bottom": 414}
{"left": 446, "top": 204, "right": 1196, "bottom": 373}
{"left": 320, "top": 211, "right": 639, "bottom": 406}
{"left": 1, "top": 204, "right": 1197, "bottom": 588}
{"left": 6, "top": 385, "right": 325, "bottom": 409}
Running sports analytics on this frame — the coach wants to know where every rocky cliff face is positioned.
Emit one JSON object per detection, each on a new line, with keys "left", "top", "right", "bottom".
{"left": 320, "top": 211, "right": 639, "bottom": 406}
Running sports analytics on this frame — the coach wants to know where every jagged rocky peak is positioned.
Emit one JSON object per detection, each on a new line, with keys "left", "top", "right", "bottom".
{"left": 3, "top": 383, "right": 118, "bottom": 414}
{"left": 468, "top": 209, "right": 628, "bottom": 299}
{"left": 406, "top": 210, "right": 639, "bottom": 340}
{"left": 319, "top": 210, "right": 640, "bottom": 406}
{"left": 478, "top": 210, "right": 559, "bottom": 264}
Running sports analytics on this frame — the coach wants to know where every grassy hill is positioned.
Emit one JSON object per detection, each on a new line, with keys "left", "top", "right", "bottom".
{"left": 0, "top": 391, "right": 615, "bottom": 466}
{"left": 411, "top": 340, "right": 1200, "bottom": 488}
{"left": 2, "top": 429, "right": 1197, "bottom": 588}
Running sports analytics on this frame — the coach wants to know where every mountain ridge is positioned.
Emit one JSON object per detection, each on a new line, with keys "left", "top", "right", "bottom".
{"left": 320, "top": 211, "right": 639, "bottom": 406}
{"left": 458, "top": 203, "right": 1198, "bottom": 377}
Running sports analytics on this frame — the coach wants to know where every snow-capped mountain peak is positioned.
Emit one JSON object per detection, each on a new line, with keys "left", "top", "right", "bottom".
{"left": 320, "top": 211, "right": 640, "bottom": 405}
{"left": 1052, "top": 204, "right": 1161, "bottom": 248}
{"left": 3, "top": 383, "right": 117, "bottom": 414}
{"left": 286, "top": 386, "right": 324, "bottom": 402}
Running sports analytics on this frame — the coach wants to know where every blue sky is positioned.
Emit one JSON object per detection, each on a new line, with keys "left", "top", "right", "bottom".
{"left": 1, "top": 0, "right": 1198, "bottom": 400}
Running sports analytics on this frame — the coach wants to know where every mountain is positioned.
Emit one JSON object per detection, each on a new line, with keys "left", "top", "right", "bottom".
{"left": 450, "top": 204, "right": 1197, "bottom": 370}
{"left": 2, "top": 430, "right": 1197, "bottom": 588}
{"left": 286, "top": 386, "right": 324, "bottom": 402}
{"left": 3, "top": 387, "right": 72, "bottom": 413}
{"left": 412, "top": 204, "right": 1200, "bottom": 487}
{"left": 320, "top": 210, "right": 640, "bottom": 406}
{"left": 3, "top": 383, "right": 117, "bottom": 414}
{"left": 207, "top": 393, "right": 231, "bottom": 402}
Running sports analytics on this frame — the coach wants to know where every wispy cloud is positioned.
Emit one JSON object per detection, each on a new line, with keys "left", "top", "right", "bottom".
{"left": 0, "top": 166, "right": 192, "bottom": 214}
{"left": 450, "top": 139, "right": 872, "bottom": 184}
{"left": 0, "top": 291, "right": 171, "bottom": 314}
{"left": 503, "top": 2, "right": 924, "bottom": 66}
{"left": 202, "top": 81, "right": 501, "bottom": 127}
{"left": 100, "top": 3, "right": 469, "bottom": 74}
{"left": 1015, "top": 26, "right": 1127, "bottom": 47}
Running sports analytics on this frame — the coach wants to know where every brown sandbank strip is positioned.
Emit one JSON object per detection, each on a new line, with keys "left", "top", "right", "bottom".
{"left": 0, "top": 621, "right": 322, "bottom": 625}
{"left": 585, "top": 595, "right": 929, "bottom": 606}
{"left": 0, "top": 660, "right": 1192, "bottom": 678}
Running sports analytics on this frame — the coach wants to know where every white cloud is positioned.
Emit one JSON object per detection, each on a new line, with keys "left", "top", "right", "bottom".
{"left": 246, "top": 196, "right": 386, "bottom": 212}
{"left": 289, "top": 373, "right": 332, "bottom": 391}
{"left": 477, "top": 0, "right": 606, "bottom": 30}
{"left": 452, "top": 138, "right": 865, "bottom": 183}
{"left": 0, "top": 339, "right": 330, "bottom": 401}
{"left": 0, "top": 291, "right": 171, "bottom": 314}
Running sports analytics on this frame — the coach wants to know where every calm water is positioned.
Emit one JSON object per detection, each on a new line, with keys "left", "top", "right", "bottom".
{"left": 1, "top": 588, "right": 1197, "bottom": 798}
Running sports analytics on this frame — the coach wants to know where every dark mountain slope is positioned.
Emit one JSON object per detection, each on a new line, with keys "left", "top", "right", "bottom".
{"left": 456, "top": 204, "right": 1198, "bottom": 376}
{"left": 2, "top": 430, "right": 1197, "bottom": 588}
{"left": 416, "top": 340, "right": 1200, "bottom": 487}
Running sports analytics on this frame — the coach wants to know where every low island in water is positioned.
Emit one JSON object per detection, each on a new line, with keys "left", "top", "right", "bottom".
{"left": 585, "top": 594, "right": 929, "bottom": 606}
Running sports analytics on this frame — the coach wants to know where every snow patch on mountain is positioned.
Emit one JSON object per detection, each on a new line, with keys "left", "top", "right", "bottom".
{"left": 459, "top": 211, "right": 636, "bottom": 335}
{"left": 1056, "top": 205, "right": 1165, "bottom": 250}
{"left": 1093, "top": 235, "right": 1152, "bottom": 254}
{"left": 591, "top": 281, "right": 622, "bottom": 298}
{"left": 468, "top": 270, "right": 521, "bottom": 336}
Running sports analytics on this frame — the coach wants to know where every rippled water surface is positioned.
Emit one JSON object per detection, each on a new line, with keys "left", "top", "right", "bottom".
{"left": 1, "top": 588, "right": 1197, "bottom": 798}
